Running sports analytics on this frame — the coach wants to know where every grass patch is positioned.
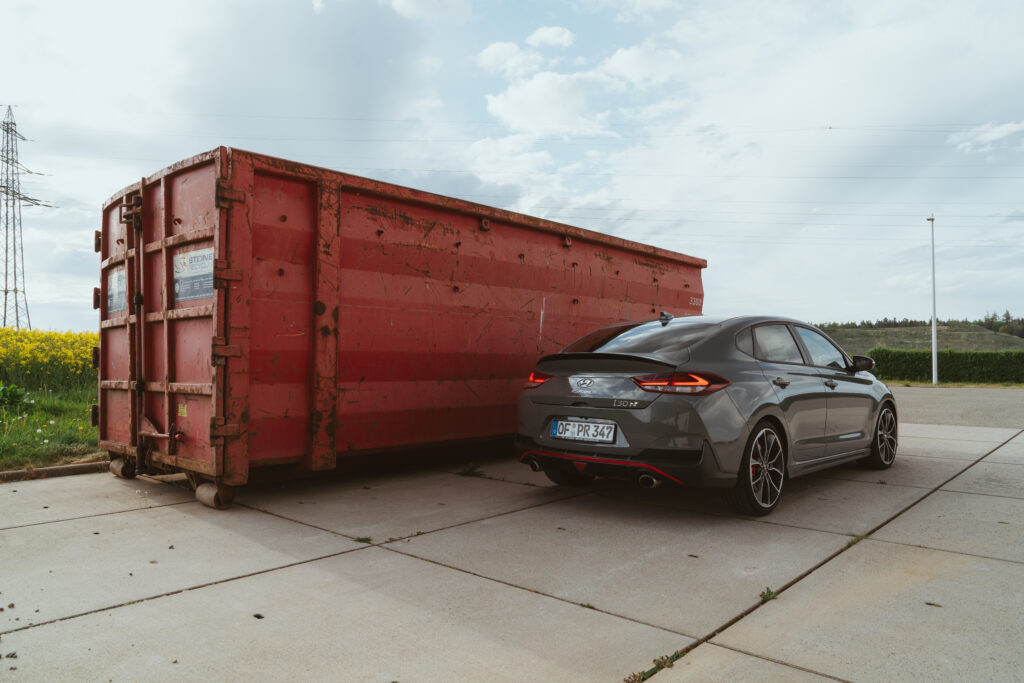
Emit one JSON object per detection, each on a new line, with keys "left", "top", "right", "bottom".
{"left": 759, "top": 586, "right": 779, "bottom": 602}
{"left": 822, "top": 325, "right": 1024, "bottom": 356}
{"left": 0, "top": 387, "right": 99, "bottom": 470}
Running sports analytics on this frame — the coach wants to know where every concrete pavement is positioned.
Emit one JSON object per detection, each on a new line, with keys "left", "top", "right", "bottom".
{"left": 1, "top": 391, "right": 1021, "bottom": 681}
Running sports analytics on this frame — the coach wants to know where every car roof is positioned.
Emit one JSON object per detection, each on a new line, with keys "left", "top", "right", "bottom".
{"left": 663, "top": 314, "right": 808, "bottom": 328}
{"left": 588, "top": 314, "right": 815, "bottom": 336}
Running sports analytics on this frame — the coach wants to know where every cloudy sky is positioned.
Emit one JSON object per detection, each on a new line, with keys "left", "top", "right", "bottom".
{"left": 6, "top": 0, "right": 1024, "bottom": 332}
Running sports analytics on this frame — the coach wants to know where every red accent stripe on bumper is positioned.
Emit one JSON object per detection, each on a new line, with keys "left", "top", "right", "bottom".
{"left": 519, "top": 450, "right": 683, "bottom": 484}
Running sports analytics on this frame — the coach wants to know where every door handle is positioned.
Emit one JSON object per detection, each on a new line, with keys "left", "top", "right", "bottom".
{"left": 772, "top": 377, "right": 790, "bottom": 388}
{"left": 824, "top": 380, "right": 838, "bottom": 389}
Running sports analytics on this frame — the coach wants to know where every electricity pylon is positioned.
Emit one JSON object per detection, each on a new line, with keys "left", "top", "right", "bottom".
{"left": 1, "top": 105, "right": 32, "bottom": 329}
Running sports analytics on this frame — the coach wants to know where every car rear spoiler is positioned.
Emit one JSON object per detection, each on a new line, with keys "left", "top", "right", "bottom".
{"left": 536, "top": 351, "right": 681, "bottom": 371}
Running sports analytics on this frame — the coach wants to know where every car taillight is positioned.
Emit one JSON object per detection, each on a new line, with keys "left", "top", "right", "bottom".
{"left": 525, "top": 371, "right": 552, "bottom": 388}
{"left": 632, "top": 372, "right": 730, "bottom": 395}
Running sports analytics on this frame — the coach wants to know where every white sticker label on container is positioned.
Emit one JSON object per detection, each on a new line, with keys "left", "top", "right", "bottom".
{"left": 173, "top": 248, "right": 215, "bottom": 302}
{"left": 107, "top": 266, "right": 126, "bottom": 314}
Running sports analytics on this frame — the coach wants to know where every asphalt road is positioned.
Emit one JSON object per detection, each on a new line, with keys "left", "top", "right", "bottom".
{"left": 891, "top": 386, "right": 1024, "bottom": 427}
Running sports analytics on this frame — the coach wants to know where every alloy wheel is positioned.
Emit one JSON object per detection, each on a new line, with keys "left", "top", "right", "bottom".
{"left": 876, "top": 408, "right": 898, "bottom": 465}
{"left": 749, "top": 427, "right": 785, "bottom": 509}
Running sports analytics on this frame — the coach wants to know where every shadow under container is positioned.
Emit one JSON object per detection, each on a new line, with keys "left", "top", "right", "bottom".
{"left": 93, "top": 147, "right": 706, "bottom": 507}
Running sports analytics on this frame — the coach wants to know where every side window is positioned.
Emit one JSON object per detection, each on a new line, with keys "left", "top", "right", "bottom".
{"left": 795, "top": 327, "right": 847, "bottom": 369}
{"left": 753, "top": 325, "right": 804, "bottom": 364}
{"left": 735, "top": 327, "right": 754, "bottom": 357}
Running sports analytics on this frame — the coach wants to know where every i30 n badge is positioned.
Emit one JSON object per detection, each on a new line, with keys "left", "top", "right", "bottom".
{"left": 516, "top": 314, "right": 898, "bottom": 515}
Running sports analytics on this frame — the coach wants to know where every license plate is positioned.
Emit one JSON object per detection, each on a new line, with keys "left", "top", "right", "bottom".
{"left": 551, "top": 419, "right": 617, "bottom": 444}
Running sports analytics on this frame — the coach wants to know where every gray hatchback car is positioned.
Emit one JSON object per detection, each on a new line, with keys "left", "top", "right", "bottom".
{"left": 516, "top": 314, "right": 898, "bottom": 515}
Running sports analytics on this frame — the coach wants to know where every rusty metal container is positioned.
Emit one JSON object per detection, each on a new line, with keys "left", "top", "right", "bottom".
{"left": 93, "top": 147, "right": 706, "bottom": 507}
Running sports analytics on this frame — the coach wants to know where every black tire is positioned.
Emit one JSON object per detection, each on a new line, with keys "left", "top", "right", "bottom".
{"left": 861, "top": 404, "right": 897, "bottom": 470}
{"left": 728, "top": 420, "right": 786, "bottom": 516}
{"left": 543, "top": 467, "right": 595, "bottom": 487}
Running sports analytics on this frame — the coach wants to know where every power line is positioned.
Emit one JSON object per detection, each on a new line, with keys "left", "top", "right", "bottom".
{"left": 112, "top": 110, "right": 1007, "bottom": 130}
{"left": 527, "top": 215, "right": 1024, "bottom": 230}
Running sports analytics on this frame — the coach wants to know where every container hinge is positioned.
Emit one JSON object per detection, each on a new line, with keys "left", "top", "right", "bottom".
{"left": 92, "top": 287, "right": 101, "bottom": 310}
{"left": 134, "top": 292, "right": 144, "bottom": 308}
{"left": 94, "top": 230, "right": 102, "bottom": 253}
{"left": 213, "top": 264, "right": 242, "bottom": 289}
{"left": 90, "top": 404, "right": 99, "bottom": 427}
{"left": 92, "top": 346, "right": 100, "bottom": 369}
{"left": 215, "top": 181, "right": 245, "bottom": 208}
{"left": 212, "top": 345, "right": 241, "bottom": 366}
{"left": 209, "top": 420, "right": 240, "bottom": 438}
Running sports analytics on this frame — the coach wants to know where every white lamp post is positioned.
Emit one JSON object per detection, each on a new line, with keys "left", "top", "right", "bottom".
{"left": 927, "top": 215, "right": 937, "bottom": 385}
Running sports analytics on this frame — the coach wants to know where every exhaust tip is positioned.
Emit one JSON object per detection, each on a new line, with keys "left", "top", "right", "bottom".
{"left": 637, "top": 473, "right": 662, "bottom": 489}
{"left": 523, "top": 456, "right": 543, "bottom": 472}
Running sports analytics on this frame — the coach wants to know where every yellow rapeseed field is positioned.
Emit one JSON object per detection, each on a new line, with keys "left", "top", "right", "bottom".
{"left": 0, "top": 328, "right": 98, "bottom": 391}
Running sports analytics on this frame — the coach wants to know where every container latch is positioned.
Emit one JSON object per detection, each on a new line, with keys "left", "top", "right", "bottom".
{"left": 119, "top": 192, "right": 143, "bottom": 231}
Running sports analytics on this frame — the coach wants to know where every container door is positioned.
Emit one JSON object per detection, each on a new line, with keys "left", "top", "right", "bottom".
{"left": 97, "top": 159, "right": 224, "bottom": 480}
{"left": 138, "top": 163, "right": 222, "bottom": 478}
{"left": 95, "top": 193, "right": 137, "bottom": 460}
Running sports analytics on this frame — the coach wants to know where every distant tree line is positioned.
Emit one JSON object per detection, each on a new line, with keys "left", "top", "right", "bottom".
{"left": 820, "top": 311, "right": 1024, "bottom": 339}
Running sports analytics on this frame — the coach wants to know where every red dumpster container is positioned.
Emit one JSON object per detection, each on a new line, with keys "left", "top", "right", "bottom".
{"left": 94, "top": 147, "right": 706, "bottom": 507}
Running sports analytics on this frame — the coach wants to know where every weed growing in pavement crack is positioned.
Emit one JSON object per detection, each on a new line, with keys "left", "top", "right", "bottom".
{"left": 846, "top": 534, "right": 867, "bottom": 548}
{"left": 622, "top": 645, "right": 691, "bottom": 682}
{"left": 760, "top": 586, "right": 778, "bottom": 602}
{"left": 354, "top": 537, "right": 372, "bottom": 544}
{"left": 457, "top": 464, "right": 485, "bottom": 477}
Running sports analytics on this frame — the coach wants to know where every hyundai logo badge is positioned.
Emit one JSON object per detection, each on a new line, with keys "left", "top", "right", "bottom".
{"left": 576, "top": 378, "right": 594, "bottom": 388}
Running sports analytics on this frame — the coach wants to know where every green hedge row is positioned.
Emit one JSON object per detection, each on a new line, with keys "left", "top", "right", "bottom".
{"left": 866, "top": 347, "right": 1024, "bottom": 383}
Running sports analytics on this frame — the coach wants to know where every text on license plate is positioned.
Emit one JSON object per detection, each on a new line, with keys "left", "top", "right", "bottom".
{"left": 551, "top": 420, "right": 617, "bottom": 443}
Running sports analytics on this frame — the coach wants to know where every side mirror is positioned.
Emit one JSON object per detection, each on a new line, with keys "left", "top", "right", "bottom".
{"left": 851, "top": 355, "right": 875, "bottom": 373}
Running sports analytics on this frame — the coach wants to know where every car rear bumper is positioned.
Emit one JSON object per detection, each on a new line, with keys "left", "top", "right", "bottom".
{"left": 514, "top": 435, "right": 736, "bottom": 488}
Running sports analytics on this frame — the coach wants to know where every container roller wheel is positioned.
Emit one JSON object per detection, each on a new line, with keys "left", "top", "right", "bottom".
{"left": 109, "top": 457, "right": 136, "bottom": 479}
{"left": 195, "top": 482, "right": 235, "bottom": 509}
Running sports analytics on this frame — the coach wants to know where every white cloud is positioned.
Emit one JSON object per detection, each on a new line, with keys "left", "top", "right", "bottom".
{"left": 573, "top": 0, "right": 678, "bottom": 23}
{"left": 476, "top": 42, "right": 544, "bottom": 80}
{"left": 949, "top": 120, "right": 1024, "bottom": 154}
{"left": 312, "top": 0, "right": 324, "bottom": 14}
{"left": 463, "top": 135, "right": 558, "bottom": 189}
{"left": 526, "top": 26, "right": 575, "bottom": 47}
{"left": 600, "top": 42, "right": 686, "bottom": 88}
{"left": 484, "top": 71, "right": 612, "bottom": 136}
{"left": 378, "top": 0, "right": 470, "bottom": 22}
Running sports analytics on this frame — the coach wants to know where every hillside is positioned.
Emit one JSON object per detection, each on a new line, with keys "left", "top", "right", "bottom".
{"left": 821, "top": 325, "right": 1024, "bottom": 357}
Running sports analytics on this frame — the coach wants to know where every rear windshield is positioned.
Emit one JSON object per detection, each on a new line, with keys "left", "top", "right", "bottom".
{"left": 562, "top": 320, "right": 718, "bottom": 360}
